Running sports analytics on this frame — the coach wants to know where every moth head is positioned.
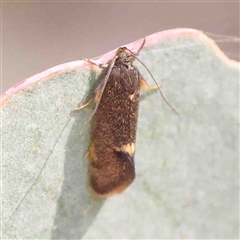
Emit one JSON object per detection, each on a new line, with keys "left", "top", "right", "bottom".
{"left": 116, "top": 47, "right": 135, "bottom": 67}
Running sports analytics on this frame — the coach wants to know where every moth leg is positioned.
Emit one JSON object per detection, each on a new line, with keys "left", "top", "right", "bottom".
{"left": 140, "top": 77, "right": 158, "bottom": 90}
{"left": 84, "top": 149, "right": 90, "bottom": 159}
{"left": 73, "top": 74, "right": 104, "bottom": 112}
{"left": 77, "top": 84, "right": 103, "bottom": 136}
{"left": 84, "top": 58, "right": 109, "bottom": 69}
{"left": 140, "top": 77, "right": 179, "bottom": 116}
{"left": 94, "top": 86, "right": 102, "bottom": 102}
{"left": 84, "top": 143, "right": 96, "bottom": 160}
{"left": 73, "top": 98, "right": 93, "bottom": 111}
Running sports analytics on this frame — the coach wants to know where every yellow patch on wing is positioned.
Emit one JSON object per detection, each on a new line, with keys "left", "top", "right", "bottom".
{"left": 88, "top": 143, "right": 97, "bottom": 161}
{"left": 114, "top": 143, "right": 135, "bottom": 156}
{"left": 129, "top": 92, "right": 136, "bottom": 101}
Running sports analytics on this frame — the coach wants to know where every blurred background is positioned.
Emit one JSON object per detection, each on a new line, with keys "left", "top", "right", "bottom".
{"left": 2, "top": 1, "right": 239, "bottom": 93}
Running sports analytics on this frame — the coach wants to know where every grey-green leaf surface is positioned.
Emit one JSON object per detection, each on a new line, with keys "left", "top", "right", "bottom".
{"left": 2, "top": 29, "right": 239, "bottom": 239}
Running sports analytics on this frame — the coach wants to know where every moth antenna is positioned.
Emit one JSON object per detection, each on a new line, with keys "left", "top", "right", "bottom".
{"left": 79, "top": 54, "right": 119, "bottom": 135}
{"left": 135, "top": 38, "right": 146, "bottom": 56}
{"left": 128, "top": 49, "right": 179, "bottom": 116}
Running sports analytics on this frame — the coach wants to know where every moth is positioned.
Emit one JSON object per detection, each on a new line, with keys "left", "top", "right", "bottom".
{"left": 79, "top": 40, "right": 176, "bottom": 196}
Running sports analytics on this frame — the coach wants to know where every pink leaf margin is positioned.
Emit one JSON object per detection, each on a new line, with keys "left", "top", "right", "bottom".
{"left": 1, "top": 28, "right": 239, "bottom": 106}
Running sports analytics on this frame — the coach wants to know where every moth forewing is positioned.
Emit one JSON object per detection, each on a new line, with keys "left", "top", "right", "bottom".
{"left": 87, "top": 44, "right": 156, "bottom": 196}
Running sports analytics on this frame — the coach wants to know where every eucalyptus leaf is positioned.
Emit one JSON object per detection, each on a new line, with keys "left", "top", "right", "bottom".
{"left": 2, "top": 29, "right": 239, "bottom": 239}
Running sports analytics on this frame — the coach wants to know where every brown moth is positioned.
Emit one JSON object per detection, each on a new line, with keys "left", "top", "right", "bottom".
{"left": 79, "top": 40, "right": 176, "bottom": 196}
{"left": 79, "top": 41, "right": 156, "bottom": 196}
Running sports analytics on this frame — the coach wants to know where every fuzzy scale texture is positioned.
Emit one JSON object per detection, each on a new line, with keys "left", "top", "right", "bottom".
{"left": 89, "top": 50, "right": 141, "bottom": 196}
